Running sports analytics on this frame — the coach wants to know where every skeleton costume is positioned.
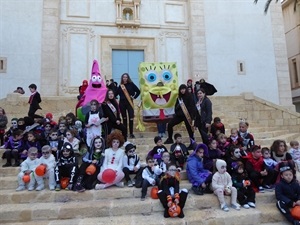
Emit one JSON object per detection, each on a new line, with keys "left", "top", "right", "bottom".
{"left": 54, "top": 142, "right": 78, "bottom": 190}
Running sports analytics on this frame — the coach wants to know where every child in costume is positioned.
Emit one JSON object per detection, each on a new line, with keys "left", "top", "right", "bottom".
{"left": 231, "top": 161, "right": 256, "bottom": 209}
{"left": 75, "top": 136, "right": 105, "bottom": 192}
{"left": 2, "top": 129, "right": 24, "bottom": 167}
{"left": 22, "top": 131, "right": 41, "bottom": 159}
{"left": 158, "top": 163, "right": 188, "bottom": 218}
{"left": 95, "top": 131, "right": 125, "bottom": 189}
{"left": 148, "top": 136, "right": 168, "bottom": 165}
{"left": 16, "top": 147, "right": 40, "bottom": 191}
{"left": 227, "top": 128, "right": 244, "bottom": 149}
{"left": 4, "top": 118, "right": 18, "bottom": 142}
{"left": 141, "top": 155, "right": 162, "bottom": 201}
{"left": 238, "top": 120, "right": 255, "bottom": 151}
{"left": 212, "top": 159, "right": 241, "bottom": 211}
{"left": 63, "top": 129, "right": 80, "bottom": 155}
{"left": 203, "top": 139, "right": 223, "bottom": 172}
{"left": 226, "top": 145, "right": 247, "bottom": 175}
{"left": 57, "top": 122, "right": 67, "bottom": 141}
{"left": 35, "top": 145, "right": 56, "bottom": 190}
{"left": 28, "top": 83, "right": 42, "bottom": 119}
{"left": 245, "top": 145, "right": 275, "bottom": 192}
{"left": 159, "top": 151, "right": 172, "bottom": 176}
{"left": 48, "top": 129, "right": 61, "bottom": 160}
{"left": 0, "top": 107, "right": 8, "bottom": 146}
{"left": 262, "top": 147, "right": 278, "bottom": 171}
{"left": 288, "top": 141, "right": 300, "bottom": 172}
{"left": 85, "top": 99, "right": 107, "bottom": 147}
{"left": 210, "top": 117, "right": 225, "bottom": 140}
{"left": 275, "top": 161, "right": 300, "bottom": 225}
{"left": 217, "top": 133, "right": 230, "bottom": 158}
{"left": 122, "top": 143, "right": 142, "bottom": 187}
{"left": 54, "top": 142, "right": 79, "bottom": 191}
{"left": 186, "top": 143, "right": 212, "bottom": 195}
{"left": 170, "top": 133, "right": 189, "bottom": 169}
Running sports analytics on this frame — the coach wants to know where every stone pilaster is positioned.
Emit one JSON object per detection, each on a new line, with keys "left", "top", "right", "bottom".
{"left": 40, "top": 0, "right": 60, "bottom": 96}
{"left": 187, "top": 0, "right": 208, "bottom": 81}
{"left": 270, "top": 3, "right": 294, "bottom": 109}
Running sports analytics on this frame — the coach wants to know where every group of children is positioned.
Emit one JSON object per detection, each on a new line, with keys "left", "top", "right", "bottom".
{"left": 1, "top": 104, "right": 300, "bottom": 222}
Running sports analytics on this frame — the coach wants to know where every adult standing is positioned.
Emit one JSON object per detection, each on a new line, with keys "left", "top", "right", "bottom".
{"left": 164, "top": 84, "right": 196, "bottom": 148}
{"left": 195, "top": 88, "right": 212, "bottom": 145}
{"left": 116, "top": 73, "right": 140, "bottom": 138}
{"left": 102, "top": 89, "right": 127, "bottom": 141}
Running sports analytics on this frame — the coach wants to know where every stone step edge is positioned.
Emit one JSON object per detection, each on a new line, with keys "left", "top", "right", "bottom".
{"left": 0, "top": 202, "right": 285, "bottom": 224}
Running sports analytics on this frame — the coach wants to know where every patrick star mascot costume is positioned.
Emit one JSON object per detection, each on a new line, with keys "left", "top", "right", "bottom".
{"left": 76, "top": 60, "right": 107, "bottom": 121}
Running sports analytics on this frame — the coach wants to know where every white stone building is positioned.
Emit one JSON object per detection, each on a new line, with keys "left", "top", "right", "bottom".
{"left": 0, "top": 0, "right": 295, "bottom": 110}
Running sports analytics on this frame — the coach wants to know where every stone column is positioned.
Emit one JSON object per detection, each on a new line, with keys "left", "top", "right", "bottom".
{"left": 187, "top": 0, "right": 208, "bottom": 81}
{"left": 270, "top": 3, "right": 294, "bottom": 109}
{"left": 40, "top": 0, "right": 60, "bottom": 96}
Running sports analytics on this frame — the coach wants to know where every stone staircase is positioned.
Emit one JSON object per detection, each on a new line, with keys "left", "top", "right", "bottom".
{"left": 0, "top": 93, "right": 300, "bottom": 224}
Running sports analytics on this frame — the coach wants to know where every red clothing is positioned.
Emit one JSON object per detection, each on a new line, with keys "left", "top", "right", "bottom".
{"left": 245, "top": 153, "right": 264, "bottom": 172}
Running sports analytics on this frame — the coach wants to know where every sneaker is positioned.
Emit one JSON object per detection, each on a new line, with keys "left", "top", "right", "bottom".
{"left": 242, "top": 204, "right": 250, "bottom": 209}
{"left": 293, "top": 220, "right": 300, "bottom": 225}
{"left": 49, "top": 186, "right": 55, "bottom": 191}
{"left": 12, "top": 162, "right": 20, "bottom": 167}
{"left": 95, "top": 183, "right": 106, "bottom": 190}
{"left": 55, "top": 184, "right": 61, "bottom": 191}
{"left": 192, "top": 186, "right": 203, "bottom": 195}
{"left": 258, "top": 186, "right": 265, "bottom": 193}
{"left": 16, "top": 186, "right": 25, "bottom": 191}
{"left": 248, "top": 202, "right": 256, "bottom": 208}
{"left": 129, "top": 134, "right": 135, "bottom": 138}
{"left": 231, "top": 203, "right": 241, "bottom": 210}
{"left": 75, "top": 183, "right": 85, "bottom": 192}
{"left": 66, "top": 184, "right": 73, "bottom": 190}
{"left": 262, "top": 185, "right": 273, "bottom": 192}
{"left": 164, "top": 138, "right": 174, "bottom": 144}
{"left": 28, "top": 186, "right": 35, "bottom": 191}
{"left": 35, "top": 184, "right": 44, "bottom": 191}
{"left": 132, "top": 179, "right": 136, "bottom": 185}
{"left": 221, "top": 204, "right": 229, "bottom": 212}
{"left": 116, "top": 182, "right": 124, "bottom": 188}
{"left": 141, "top": 197, "right": 145, "bottom": 201}
{"left": 127, "top": 180, "right": 133, "bottom": 187}
{"left": 2, "top": 162, "right": 12, "bottom": 167}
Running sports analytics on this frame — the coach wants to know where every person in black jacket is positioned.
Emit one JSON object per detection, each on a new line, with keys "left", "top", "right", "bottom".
{"left": 195, "top": 88, "right": 212, "bottom": 145}
{"left": 116, "top": 73, "right": 140, "bottom": 138}
{"left": 275, "top": 161, "right": 300, "bottom": 225}
{"left": 164, "top": 84, "right": 196, "bottom": 148}
{"left": 102, "top": 89, "right": 127, "bottom": 141}
{"left": 28, "top": 84, "right": 43, "bottom": 119}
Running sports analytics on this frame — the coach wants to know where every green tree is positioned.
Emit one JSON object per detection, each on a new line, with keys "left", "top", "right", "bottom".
{"left": 254, "top": 0, "right": 298, "bottom": 13}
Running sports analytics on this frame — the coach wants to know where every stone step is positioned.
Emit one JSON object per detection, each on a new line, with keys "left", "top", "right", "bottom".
{"left": 0, "top": 180, "right": 276, "bottom": 205}
{"left": 0, "top": 171, "right": 188, "bottom": 190}
{"left": 256, "top": 133, "right": 300, "bottom": 146}
{"left": 0, "top": 201, "right": 284, "bottom": 224}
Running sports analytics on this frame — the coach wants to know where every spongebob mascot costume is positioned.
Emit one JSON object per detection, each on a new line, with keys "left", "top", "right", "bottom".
{"left": 137, "top": 62, "right": 178, "bottom": 131}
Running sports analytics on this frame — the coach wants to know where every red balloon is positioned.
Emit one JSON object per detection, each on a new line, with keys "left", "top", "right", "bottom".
{"left": 102, "top": 169, "right": 116, "bottom": 183}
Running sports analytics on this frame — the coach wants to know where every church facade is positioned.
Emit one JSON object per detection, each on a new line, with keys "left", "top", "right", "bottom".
{"left": 0, "top": 0, "right": 294, "bottom": 109}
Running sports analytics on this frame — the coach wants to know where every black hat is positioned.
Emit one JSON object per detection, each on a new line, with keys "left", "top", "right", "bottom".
{"left": 62, "top": 142, "right": 73, "bottom": 151}
{"left": 125, "top": 143, "right": 136, "bottom": 153}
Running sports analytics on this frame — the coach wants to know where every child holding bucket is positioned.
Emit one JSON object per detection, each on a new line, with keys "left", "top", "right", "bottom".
{"left": 16, "top": 147, "right": 40, "bottom": 191}
{"left": 74, "top": 136, "right": 105, "bottom": 192}
{"left": 95, "top": 131, "right": 125, "bottom": 189}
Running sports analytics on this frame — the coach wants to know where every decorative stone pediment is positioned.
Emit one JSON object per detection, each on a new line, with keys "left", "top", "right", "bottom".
{"left": 115, "top": 0, "right": 141, "bottom": 29}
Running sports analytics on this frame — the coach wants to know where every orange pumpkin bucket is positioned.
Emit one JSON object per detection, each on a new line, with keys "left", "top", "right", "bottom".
{"left": 86, "top": 164, "right": 96, "bottom": 175}
{"left": 60, "top": 177, "right": 70, "bottom": 189}
{"left": 35, "top": 164, "right": 47, "bottom": 176}
{"left": 150, "top": 187, "right": 159, "bottom": 199}
{"left": 168, "top": 203, "right": 181, "bottom": 217}
{"left": 291, "top": 205, "right": 300, "bottom": 220}
{"left": 22, "top": 174, "right": 30, "bottom": 183}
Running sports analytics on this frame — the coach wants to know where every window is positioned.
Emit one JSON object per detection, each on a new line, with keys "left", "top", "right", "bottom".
{"left": 292, "top": 59, "right": 299, "bottom": 84}
{"left": 0, "top": 57, "right": 7, "bottom": 73}
{"left": 237, "top": 60, "right": 246, "bottom": 75}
